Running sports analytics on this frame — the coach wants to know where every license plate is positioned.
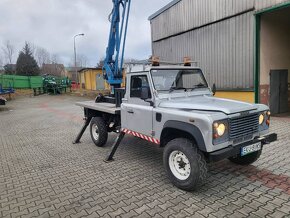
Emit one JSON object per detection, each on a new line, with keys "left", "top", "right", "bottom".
{"left": 241, "top": 142, "right": 261, "bottom": 156}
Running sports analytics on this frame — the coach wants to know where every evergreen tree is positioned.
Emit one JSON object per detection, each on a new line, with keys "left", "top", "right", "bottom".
{"left": 16, "top": 42, "right": 40, "bottom": 76}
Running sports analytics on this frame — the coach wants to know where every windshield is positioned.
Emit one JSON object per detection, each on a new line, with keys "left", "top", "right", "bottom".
{"left": 151, "top": 69, "right": 208, "bottom": 92}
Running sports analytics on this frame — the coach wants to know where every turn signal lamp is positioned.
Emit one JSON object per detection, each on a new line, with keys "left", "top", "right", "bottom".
{"left": 152, "top": 56, "right": 160, "bottom": 66}
{"left": 184, "top": 57, "right": 191, "bottom": 66}
{"left": 266, "top": 110, "right": 271, "bottom": 126}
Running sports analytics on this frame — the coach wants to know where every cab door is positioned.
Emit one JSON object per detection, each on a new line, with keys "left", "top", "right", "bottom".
{"left": 121, "top": 74, "right": 153, "bottom": 136}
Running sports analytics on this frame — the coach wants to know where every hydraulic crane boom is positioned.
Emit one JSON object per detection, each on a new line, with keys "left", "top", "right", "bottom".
{"left": 103, "top": 0, "right": 131, "bottom": 92}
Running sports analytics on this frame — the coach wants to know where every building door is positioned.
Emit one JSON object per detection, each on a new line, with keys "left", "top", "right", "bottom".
{"left": 96, "top": 74, "right": 105, "bottom": 90}
{"left": 270, "top": 70, "right": 288, "bottom": 114}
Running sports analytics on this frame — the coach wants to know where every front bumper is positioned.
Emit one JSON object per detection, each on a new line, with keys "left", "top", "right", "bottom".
{"left": 207, "top": 133, "right": 277, "bottom": 162}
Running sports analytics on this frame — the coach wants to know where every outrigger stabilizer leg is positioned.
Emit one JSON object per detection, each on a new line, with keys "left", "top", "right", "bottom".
{"left": 73, "top": 117, "right": 92, "bottom": 144}
{"left": 104, "top": 131, "right": 125, "bottom": 162}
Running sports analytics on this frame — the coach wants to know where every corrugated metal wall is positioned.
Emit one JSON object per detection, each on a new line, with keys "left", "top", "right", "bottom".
{"left": 150, "top": 0, "right": 255, "bottom": 42}
{"left": 152, "top": 12, "right": 255, "bottom": 89}
{"left": 150, "top": 0, "right": 290, "bottom": 89}
{"left": 255, "top": 0, "right": 290, "bottom": 10}
{"left": 150, "top": 0, "right": 290, "bottom": 42}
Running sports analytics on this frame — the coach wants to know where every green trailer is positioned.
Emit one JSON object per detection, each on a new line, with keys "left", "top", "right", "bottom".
{"left": 0, "top": 75, "right": 43, "bottom": 89}
{"left": 0, "top": 74, "right": 71, "bottom": 95}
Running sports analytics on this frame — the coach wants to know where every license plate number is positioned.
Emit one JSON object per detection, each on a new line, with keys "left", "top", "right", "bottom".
{"left": 241, "top": 142, "right": 261, "bottom": 156}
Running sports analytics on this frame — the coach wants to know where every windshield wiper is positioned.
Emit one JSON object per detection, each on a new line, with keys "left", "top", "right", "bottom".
{"left": 191, "top": 83, "right": 207, "bottom": 91}
{"left": 169, "top": 87, "right": 187, "bottom": 93}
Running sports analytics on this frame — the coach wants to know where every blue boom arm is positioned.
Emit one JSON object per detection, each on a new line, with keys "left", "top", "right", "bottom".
{"left": 103, "top": 0, "right": 131, "bottom": 91}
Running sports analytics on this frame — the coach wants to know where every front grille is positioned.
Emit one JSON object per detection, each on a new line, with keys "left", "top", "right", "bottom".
{"left": 229, "top": 113, "right": 259, "bottom": 140}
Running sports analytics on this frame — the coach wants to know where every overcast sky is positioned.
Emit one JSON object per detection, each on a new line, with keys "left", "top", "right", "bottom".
{"left": 0, "top": 0, "right": 171, "bottom": 67}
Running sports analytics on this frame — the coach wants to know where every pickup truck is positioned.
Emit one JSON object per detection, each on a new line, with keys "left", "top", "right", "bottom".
{"left": 74, "top": 65, "right": 277, "bottom": 191}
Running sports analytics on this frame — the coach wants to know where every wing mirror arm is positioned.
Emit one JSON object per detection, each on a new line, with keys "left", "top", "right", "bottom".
{"left": 212, "top": 83, "right": 216, "bottom": 96}
{"left": 145, "top": 99, "right": 154, "bottom": 106}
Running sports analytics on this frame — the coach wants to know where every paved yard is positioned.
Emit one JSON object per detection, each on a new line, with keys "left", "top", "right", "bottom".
{"left": 0, "top": 95, "right": 290, "bottom": 218}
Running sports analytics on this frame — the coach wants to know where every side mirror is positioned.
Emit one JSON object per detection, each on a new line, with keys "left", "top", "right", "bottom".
{"left": 212, "top": 83, "right": 216, "bottom": 96}
{"left": 141, "top": 87, "right": 149, "bottom": 100}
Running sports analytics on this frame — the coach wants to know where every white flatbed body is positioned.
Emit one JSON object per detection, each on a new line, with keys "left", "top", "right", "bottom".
{"left": 76, "top": 101, "right": 120, "bottom": 114}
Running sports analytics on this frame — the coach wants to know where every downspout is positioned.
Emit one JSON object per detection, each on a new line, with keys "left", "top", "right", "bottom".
{"left": 254, "top": 15, "right": 261, "bottom": 103}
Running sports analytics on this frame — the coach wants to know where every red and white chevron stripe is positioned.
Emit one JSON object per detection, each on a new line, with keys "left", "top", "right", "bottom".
{"left": 122, "top": 128, "right": 160, "bottom": 145}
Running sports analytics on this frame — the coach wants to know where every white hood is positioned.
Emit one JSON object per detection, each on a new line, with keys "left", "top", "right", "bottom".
{"left": 158, "top": 95, "right": 257, "bottom": 114}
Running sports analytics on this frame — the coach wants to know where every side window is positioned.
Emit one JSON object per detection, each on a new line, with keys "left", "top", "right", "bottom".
{"left": 130, "top": 75, "right": 152, "bottom": 98}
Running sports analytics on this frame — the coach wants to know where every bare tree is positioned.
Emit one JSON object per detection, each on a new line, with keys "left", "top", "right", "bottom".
{"left": 35, "top": 46, "right": 51, "bottom": 67}
{"left": 77, "top": 54, "right": 88, "bottom": 68}
{"left": 69, "top": 54, "right": 89, "bottom": 68}
{"left": 2, "top": 40, "right": 14, "bottom": 64}
{"left": 0, "top": 54, "right": 3, "bottom": 67}
{"left": 51, "top": 53, "right": 61, "bottom": 64}
{"left": 96, "top": 57, "right": 105, "bottom": 67}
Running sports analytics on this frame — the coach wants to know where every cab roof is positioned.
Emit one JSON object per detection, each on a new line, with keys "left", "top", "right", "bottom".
{"left": 126, "top": 65, "right": 201, "bottom": 74}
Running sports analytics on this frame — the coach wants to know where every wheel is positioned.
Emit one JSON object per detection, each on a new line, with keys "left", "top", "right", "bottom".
{"left": 163, "top": 138, "right": 208, "bottom": 191}
{"left": 90, "top": 117, "right": 108, "bottom": 147}
{"left": 228, "top": 150, "right": 262, "bottom": 165}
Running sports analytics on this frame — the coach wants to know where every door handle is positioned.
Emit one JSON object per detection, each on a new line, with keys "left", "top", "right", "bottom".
{"left": 127, "top": 109, "right": 134, "bottom": 114}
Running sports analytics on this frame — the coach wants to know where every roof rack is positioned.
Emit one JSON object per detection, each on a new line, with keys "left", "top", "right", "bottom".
{"left": 124, "top": 57, "right": 199, "bottom": 73}
{"left": 148, "top": 56, "right": 199, "bottom": 67}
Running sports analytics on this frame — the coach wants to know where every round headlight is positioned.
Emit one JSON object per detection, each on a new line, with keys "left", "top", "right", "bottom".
{"left": 213, "top": 122, "right": 219, "bottom": 128}
{"left": 216, "top": 123, "right": 226, "bottom": 136}
{"left": 259, "top": 114, "right": 264, "bottom": 125}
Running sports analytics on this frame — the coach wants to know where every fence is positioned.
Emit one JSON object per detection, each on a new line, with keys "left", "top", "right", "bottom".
{"left": 0, "top": 75, "right": 43, "bottom": 89}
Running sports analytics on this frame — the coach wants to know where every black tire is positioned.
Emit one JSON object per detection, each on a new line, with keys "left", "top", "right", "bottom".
{"left": 228, "top": 150, "right": 262, "bottom": 165}
{"left": 90, "top": 117, "right": 108, "bottom": 147}
{"left": 163, "top": 138, "right": 208, "bottom": 191}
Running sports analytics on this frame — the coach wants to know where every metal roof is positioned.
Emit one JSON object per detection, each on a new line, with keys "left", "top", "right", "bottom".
{"left": 78, "top": 67, "right": 102, "bottom": 72}
{"left": 148, "top": 0, "right": 181, "bottom": 20}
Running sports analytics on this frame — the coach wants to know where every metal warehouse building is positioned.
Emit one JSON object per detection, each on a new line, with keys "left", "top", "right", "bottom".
{"left": 149, "top": 0, "right": 290, "bottom": 115}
